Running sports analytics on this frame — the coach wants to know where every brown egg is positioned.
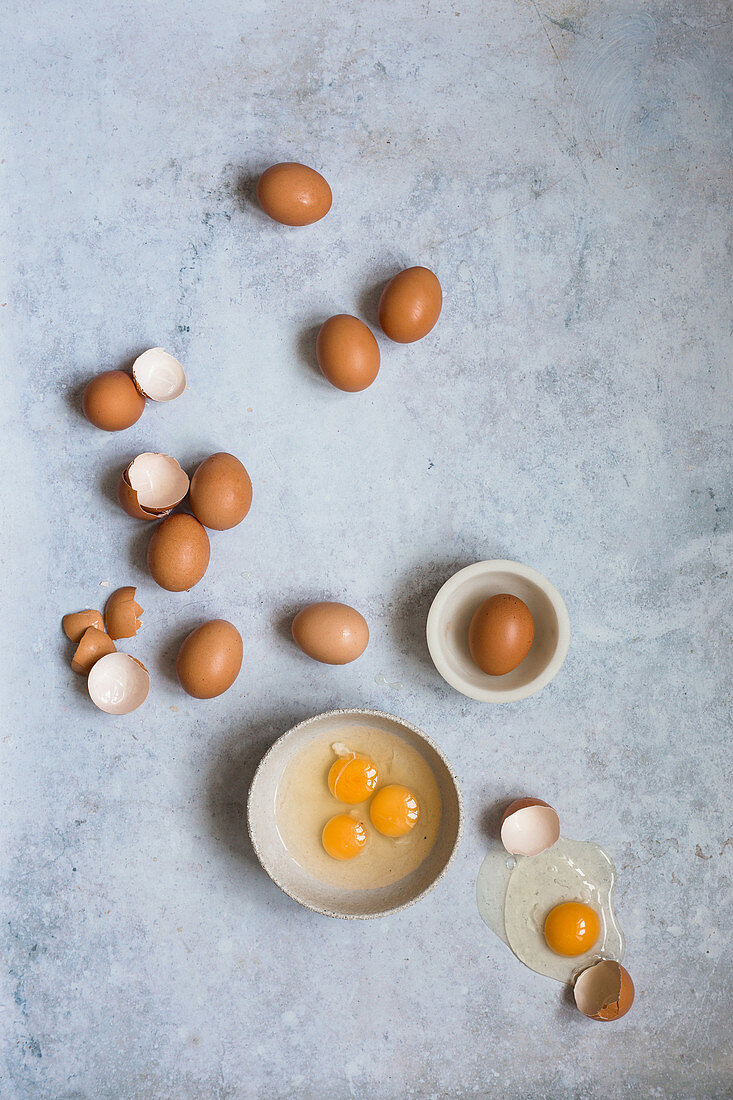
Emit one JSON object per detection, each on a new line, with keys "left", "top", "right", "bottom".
{"left": 147, "top": 513, "right": 210, "bottom": 591}
{"left": 574, "top": 960, "right": 635, "bottom": 1022}
{"left": 256, "top": 162, "right": 332, "bottom": 226}
{"left": 82, "top": 371, "right": 146, "bottom": 431}
{"left": 189, "top": 453, "right": 252, "bottom": 531}
{"left": 468, "top": 594, "right": 535, "bottom": 676}
{"left": 176, "top": 619, "right": 243, "bottom": 699}
{"left": 71, "top": 626, "right": 116, "bottom": 675}
{"left": 291, "top": 602, "right": 369, "bottom": 665}
{"left": 316, "top": 315, "right": 380, "bottom": 392}
{"left": 62, "top": 609, "right": 105, "bottom": 642}
{"left": 378, "top": 267, "right": 442, "bottom": 343}
{"left": 104, "top": 586, "right": 144, "bottom": 640}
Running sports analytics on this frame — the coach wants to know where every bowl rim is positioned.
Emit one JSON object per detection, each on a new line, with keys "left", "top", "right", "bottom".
{"left": 246, "top": 707, "right": 464, "bottom": 919}
{"left": 426, "top": 559, "right": 571, "bottom": 703}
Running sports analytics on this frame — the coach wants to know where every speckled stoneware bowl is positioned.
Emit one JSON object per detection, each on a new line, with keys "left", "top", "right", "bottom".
{"left": 426, "top": 559, "right": 570, "bottom": 703}
{"left": 247, "top": 708, "right": 464, "bottom": 919}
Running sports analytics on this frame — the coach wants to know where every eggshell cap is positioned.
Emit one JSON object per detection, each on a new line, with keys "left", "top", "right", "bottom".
{"left": 104, "top": 586, "right": 144, "bottom": 640}
{"left": 118, "top": 453, "right": 189, "bottom": 519}
{"left": 573, "top": 960, "right": 635, "bottom": 1021}
{"left": 71, "top": 627, "right": 116, "bottom": 675}
{"left": 87, "top": 652, "right": 150, "bottom": 714}
{"left": 63, "top": 609, "right": 105, "bottom": 642}
{"left": 132, "top": 348, "right": 186, "bottom": 402}
{"left": 500, "top": 797, "right": 561, "bottom": 857}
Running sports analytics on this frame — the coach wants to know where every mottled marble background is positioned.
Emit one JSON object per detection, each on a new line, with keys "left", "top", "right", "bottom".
{"left": 1, "top": 0, "right": 730, "bottom": 1096}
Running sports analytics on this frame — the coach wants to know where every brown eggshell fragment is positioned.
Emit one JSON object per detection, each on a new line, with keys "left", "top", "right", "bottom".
{"left": 316, "top": 315, "right": 381, "bottom": 392}
{"left": 256, "top": 162, "right": 332, "bottom": 226}
{"left": 378, "top": 267, "right": 442, "bottom": 344}
{"left": 147, "top": 513, "right": 210, "bottom": 591}
{"left": 573, "top": 960, "right": 635, "bottom": 1021}
{"left": 189, "top": 453, "right": 252, "bottom": 531}
{"left": 71, "top": 627, "right": 116, "bottom": 675}
{"left": 176, "top": 619, "right": 243, "bottom": 699}
{"left": 500, "top": 798, "right": 561, "bottom": 857}
{"left": 117, "top": 453, "right": 190, "bottom": 520}
{"left": 104, "top": 586, "right": 144, "bottom": 640}
{"left": 87, "top": 651, "right": 150, "bottom": 714}
{"left": 82, "top": 370, "right": 146, "bottom": 431}
{"left": 63, "top": 609, "right": 105, "bottom": 642}
{"left": 291, "top": 602, "right": 369, "bottom": 665}
{"left": 468, "top": 593, "right": 535, "bottom": 676}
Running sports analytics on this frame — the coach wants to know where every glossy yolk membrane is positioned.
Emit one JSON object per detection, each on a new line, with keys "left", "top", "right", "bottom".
{"left": 321, "top": 814, "right": 367, "bottom": 860}
{"left": 328, "top": 755, "right": 379, "bottom": 804}
{"left": 544, "top": 902, "right": 600, "bottom": 956}
{"left": 369, "top": 784, "right": 419, "bottom": 838}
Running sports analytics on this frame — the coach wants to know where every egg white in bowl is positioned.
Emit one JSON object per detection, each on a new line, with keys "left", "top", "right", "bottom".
{"left": 247, "top": 709, "right": 463, "bottom": 919}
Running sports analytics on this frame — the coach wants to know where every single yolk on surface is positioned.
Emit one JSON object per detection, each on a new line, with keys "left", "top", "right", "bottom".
{"left": 544, "top": 902, "right": 600, "bottom": 956}
{"left": 321, "top": 814, "right": 368, "bottom": 860}
{"left": 369, "top": 784, "right": 419, "bottom": 837}
{"left": 328, "top": 754, "right": 379, "bottom": 803}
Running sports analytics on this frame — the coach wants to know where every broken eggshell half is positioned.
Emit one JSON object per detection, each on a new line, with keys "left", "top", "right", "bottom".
{"left": 87, "top": 652, "right": 150, "bottom": 714}
{"left": 500, "top": 797, "right": 561, "bottom": 857}
{"left": 104, "top": 586, "right": 144, "bottom": 640}
{"left": 117, "top": 452, "right": 190, "bottom": 520}
{"left": 63, "top": 609, "right": 105, "bottom": 643}
{"left": 132, "top": 348, "right": 186, "bottom": 402}
{"left": 71, "top": 626, "right": 116, "bottom": 675}
{"left": 573, "top": 959, "right": 635, "bottom": 1021}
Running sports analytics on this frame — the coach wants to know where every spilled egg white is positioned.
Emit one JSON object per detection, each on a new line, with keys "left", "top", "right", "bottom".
{"left": 477, "top": 836, "right": 625, "bottom": 983}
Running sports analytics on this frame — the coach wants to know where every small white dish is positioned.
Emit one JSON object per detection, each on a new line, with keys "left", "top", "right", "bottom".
{"left": 247, "top": 708, "right": 464, "bottom": 919}
{"left": 426, "top": 560, "right": 570, "bottom": 703}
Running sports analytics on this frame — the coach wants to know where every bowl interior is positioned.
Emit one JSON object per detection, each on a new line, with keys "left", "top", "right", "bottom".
{"left": 247, "top": 710, "right": 463, "bottom": 918}
{"left": 428, "top": 563, "right": 567, "bottom": 700}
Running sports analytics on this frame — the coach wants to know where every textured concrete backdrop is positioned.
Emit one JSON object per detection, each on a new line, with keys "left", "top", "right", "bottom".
{"left": 1, "top": 0, "right": 731, "bottom": 1096}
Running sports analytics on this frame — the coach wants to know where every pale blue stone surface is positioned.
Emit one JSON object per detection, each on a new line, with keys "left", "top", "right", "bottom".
{"left": 1, "top": 0, "right": 730, "bottom": 1096}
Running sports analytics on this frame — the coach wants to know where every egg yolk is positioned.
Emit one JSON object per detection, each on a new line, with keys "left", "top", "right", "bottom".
{"left": 328, "top": 754, "right": 379, "bottom": 803}
{"left": 544, "top": 902, "right": 600, "bottom": 956}
{"left": 369, "top": 784, "right": 419, "bottom": 838}
{"left": 321, "top": 814, "right": 367, "bottom": 860}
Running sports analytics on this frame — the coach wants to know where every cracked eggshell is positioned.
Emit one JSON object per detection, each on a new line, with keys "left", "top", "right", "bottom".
{"left": 63, "top": 609, "right": 105, "bottom": 642}
{"left": 147, "top": 512, "right": 210, "bottom": 591}
{"left": 104, "top": 586, "right": 144, "bottom": 640}
{"left": 189, "top": 452, "right": 252, "bottom": 531}
{"left": 131, "top": 348, "right": 186, "bottom": 402}
{"left": 71, "top": 627, "right": 116, "bottom": 674}
{"left": 82, "top": 370, "right": 145, "bottom": 431}
{"left": 500, "top": 797, "right": 561, "bottom": 857}
{"left": 176, "top": 619, "right": 243, "bottom": 699}
{"left": 87, "top": 652, "right": 150, "bottom": 714}
{"left": 117, "top": 453, "right": 190, "bottom": 520}
{"left": 574, "top": 960, "right": 635, "bottom": 1021}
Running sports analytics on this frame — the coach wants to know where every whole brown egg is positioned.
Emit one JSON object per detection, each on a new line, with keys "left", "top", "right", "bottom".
{"left": 189, "top": 453, "right": 252, "bottom": 531}
{"left": 176, "top": 619, "right": 243, "bottom": 699}
{"left": 468, "top": 594, "right": 535, "bottom": 676}
{"left": 82, "top": 370, "right": 145, "bottom": 431}
{"left": 292, "top": 602, "right": 369, "bottom": 665}
{"left": 256, "top": 163, "right": 332, "bottom": 226}
{"left": 147, "top": 513, "right": 210, "bottom": 591}
{"left": 378, "top": 267, "right": 442, "bottom": 343}
{"left": 316, "top": 315, "right": 380, "bottom": 392}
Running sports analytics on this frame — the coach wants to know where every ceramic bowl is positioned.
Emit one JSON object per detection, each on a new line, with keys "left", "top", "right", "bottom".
{"left": 426, "top": 559, "right": 570, "bottom": 703}
{"left": 247, "top": 708, "right": 463, "bottom": 919}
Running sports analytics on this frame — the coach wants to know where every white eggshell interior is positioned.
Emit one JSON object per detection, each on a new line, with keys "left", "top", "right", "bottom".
{"left": 132, "top": 348, "right": 186, "bottom": 401}
{"left": 87, "top": 652, "right": 150, "bottom": 714}
{"left": 500, "top": 804, "right": 561, "bottom": 856}
{"left": 573, "top": 959, "right": 622, "bottom": 1017}
{"left": 127, "top": 452, "right": 189, "bottom": 510}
